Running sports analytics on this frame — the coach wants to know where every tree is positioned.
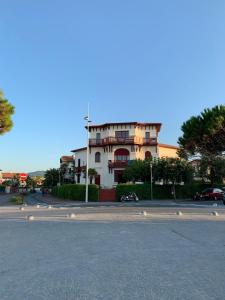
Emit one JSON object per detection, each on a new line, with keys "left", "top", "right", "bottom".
{"left": 178, "top": 105, "right": 225, "bottom": 157}
{"left": 0, "top": 90, "right": 15, "bottom": 135}
{"left": 154, "top": 158, "right": 193, "bottom": 199}
{"left": 44, "top": 168, "right": 59, "bottom": 187}
{"left": 199, "top": 156, "right": 225, "bottom": 185}
{"left": 178, "top": 105, "right": 225, "bottom": 184}
{"left": 26, "top": 176, "right": 35, "bottom": 189}
{"left": 83, "top": 168, "right": 98, "bottom": 184}
{"left": 123, "top": 159, "right": 148, "bottom": 182}
{"left": 123, "top": 158, "right": 193, "bottom": 191}
{"left": 12, "top": 174, "right": 20, "bottom": 187}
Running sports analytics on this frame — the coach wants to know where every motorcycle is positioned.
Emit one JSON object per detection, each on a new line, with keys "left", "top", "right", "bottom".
{"left": 120, "top": 192, "right": 139, "bottom": 202}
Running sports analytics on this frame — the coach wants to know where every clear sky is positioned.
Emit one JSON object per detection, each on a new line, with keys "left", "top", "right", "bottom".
{"left": 1, "top": 0, "right": 225, "bottom": 172}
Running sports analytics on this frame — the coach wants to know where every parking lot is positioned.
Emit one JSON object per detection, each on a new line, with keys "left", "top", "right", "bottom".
{"left": 0, "top": 202, "right": 225, "bottom": 300}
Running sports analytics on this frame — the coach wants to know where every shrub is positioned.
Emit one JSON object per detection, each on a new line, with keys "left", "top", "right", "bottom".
{"left": 116, "top": 183, "right": 225, "bottom": 200}
{"left": 0, "top": 185, "right": 5, "bottom": 192}
{"left": 52, "top": 184, "right": 99, "bottom": 201}
{"left": 11, "top": 195, "right": 24, "bottom": 205}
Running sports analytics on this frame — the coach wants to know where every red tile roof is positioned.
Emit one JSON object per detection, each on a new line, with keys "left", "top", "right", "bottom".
{"left": 60, "top": 156, "right": 74, "bottom": 162}
{"left": 158, "top": 143, "right": 179, "bottom": 150}
{"left": 2, "top": 173, "right": 20, "bottom": 179}
{"left": 71, "top": 147, "right": 87, "bottom": 153}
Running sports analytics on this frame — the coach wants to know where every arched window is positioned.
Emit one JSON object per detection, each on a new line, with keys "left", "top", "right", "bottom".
{"left": 145, "top": 151, "right": 152, "bottom": 160}
{"left": 95, "top": 152, "right": 101, "bottom": 163}
{"left": 114, "top": 148, "right": 130, "bottom": 161}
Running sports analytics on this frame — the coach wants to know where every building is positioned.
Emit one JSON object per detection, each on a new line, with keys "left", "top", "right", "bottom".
{"left": 0, "top": 173, "right": 23, "bottom": 184}
{"left": 60, "top": 156, "right": 75, "bottom": 184}
{"left": 72, "top": 122, "right": 179, "bottom": 188}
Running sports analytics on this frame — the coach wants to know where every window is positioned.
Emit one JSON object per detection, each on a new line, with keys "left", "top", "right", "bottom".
{"left": 95, "top": 152, "right": 101, "bottom": 163}
{"left": 145, "top": 132, "right": 150, "bottom": 139}
{"left": 145, "top": 132, "right": 150, "bottom": 143}
{"left": 96, "top": 132, "right": 101, "bottom": 140}
{"left": 115, "top": 131, "right": 129, "bottom": 139}
{"left": 114, "top": 148, "right": 130, "bottom": 161}
{"left": 131, "top": 145, "right": 135, "bottom": 152}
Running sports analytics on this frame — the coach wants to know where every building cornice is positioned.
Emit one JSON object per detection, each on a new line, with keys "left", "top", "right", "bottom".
{"left": 86, "top": 122, "right": 162, "bottom": 132}
{"left": 71, "top": 147, "right": 87, "bottom": 153}
{"left": 158, "top": 143, "right": 179, "bottom": 150}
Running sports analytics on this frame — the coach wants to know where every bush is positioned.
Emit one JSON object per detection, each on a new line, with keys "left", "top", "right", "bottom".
{"left": 0, "top": 185, "right": 5, "bottom": 192}
{"left": 11, "top": 195, "right": 24, "bottom": 205}
{"left": 116, "top": 183, "right": 225, "bottom": 200}
{"left": 52, "top": 184, "right": 99, "bottom": 201}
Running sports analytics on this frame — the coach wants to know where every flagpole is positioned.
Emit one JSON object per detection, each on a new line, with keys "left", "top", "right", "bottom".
{"left": 85, "top": 103, "right": 90, "bottom": 203}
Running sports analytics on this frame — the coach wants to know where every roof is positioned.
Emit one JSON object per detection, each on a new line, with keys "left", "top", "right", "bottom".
{"left": 86, "top": 122, "right": 162, "bottom": 132}
{"left": 2, "top": 173, "right": 21, "bottom": 179}
{"left": 71, "top": 147, "right": 87, "bottom": 153}
{"left": 60, "top": 156, "right": 74, "bottom": 162}
{"left": 158, "top": 143, "right": 179, "bottom": 150}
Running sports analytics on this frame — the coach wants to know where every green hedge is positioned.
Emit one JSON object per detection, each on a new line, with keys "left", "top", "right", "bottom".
{"left": 52, "top": 184, "right": 99, "bottom": 201}
{"left": 116, "top": 183, "right": 225, "bottom": 200}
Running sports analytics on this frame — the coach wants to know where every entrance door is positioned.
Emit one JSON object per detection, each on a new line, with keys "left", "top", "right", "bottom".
{"left": 95, "top": 175, "right": 100, "bottom": 185}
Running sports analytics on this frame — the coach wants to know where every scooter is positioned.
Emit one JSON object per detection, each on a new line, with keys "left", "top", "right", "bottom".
{"left": 120, "top": 192, "right": 139, "bottom": 202}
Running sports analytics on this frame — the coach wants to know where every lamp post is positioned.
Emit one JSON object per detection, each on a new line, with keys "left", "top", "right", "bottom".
{"left": 58, "top": 168, "right": 61, "bottom": 186}
{"left": 84, "top": 104, "right": 91, "bottom": 203}
{"left": 150, "top": 162, "right": 153, "bottom": 200}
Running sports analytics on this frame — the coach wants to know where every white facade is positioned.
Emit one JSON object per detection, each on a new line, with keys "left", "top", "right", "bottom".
{"left": 60, "top": 156, "right": 75, "bottom": 183}
{"left": 72, "top": 122, "right": 164, "bottom": 188}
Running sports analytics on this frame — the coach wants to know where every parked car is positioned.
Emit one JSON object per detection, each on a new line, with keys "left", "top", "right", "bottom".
{"left": 193, "top": 188, "right": 225, "bottom": 201}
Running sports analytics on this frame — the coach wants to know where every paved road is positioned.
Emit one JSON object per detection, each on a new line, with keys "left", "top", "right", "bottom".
{"left": 0, "top": 219, "right": 225, "bottom": 300}
{"left": 0, "top": 194, "right": 15, "bottom": 206}
{"left": 25, "top": 193, "right": 49, "bottom": 206}
{"left": 25, "top": 193, "right": 225, "bottom": 209}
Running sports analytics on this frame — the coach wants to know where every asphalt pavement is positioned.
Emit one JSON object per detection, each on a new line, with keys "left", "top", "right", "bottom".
{"left": 0, "top": 219, "right": 225, "bottom": 300}
{"left": 1, "top": 193, "right": 225, "bottom": 299}
{"left": 24, "top": 193, "right": 225, "bottom": 209}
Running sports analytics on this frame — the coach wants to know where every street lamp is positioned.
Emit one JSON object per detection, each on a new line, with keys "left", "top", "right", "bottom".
{"left": 58, "top": 168, "right": 61, "bottom": 186}
{"left": 150, "top": 162, "right": 153, "bottom": 200}
{"left": 84, "top": 104, "right": 91, "bottom": 203}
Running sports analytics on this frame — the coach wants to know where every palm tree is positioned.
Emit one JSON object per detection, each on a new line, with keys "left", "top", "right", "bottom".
{"left": 83, "top": 168, "right": 98, "bottom": 184}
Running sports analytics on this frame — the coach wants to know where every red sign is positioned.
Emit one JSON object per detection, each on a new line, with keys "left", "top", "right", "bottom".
{"left": 19, "top": 173, "right": 28, "bottom": 181}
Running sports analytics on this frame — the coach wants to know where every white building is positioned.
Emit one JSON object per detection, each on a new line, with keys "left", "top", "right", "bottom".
{"left": 72, "top": 122, "right": 178, "bottom": 188}
{"left": 60, "top": 156, "right": 75, "bottom": 183}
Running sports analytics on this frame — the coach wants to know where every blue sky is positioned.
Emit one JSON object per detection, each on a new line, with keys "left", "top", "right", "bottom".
{"left": 1, "top": 0, "right": 225, "bottom": 172}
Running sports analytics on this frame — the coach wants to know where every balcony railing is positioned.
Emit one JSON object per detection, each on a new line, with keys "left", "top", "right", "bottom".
{"left": 75, "top": 166, "right": 86, "bottom": 174}
{"left": 108, "top": 160, "right": 129, "bottom": 168}
{"left": 142, "top": 138, "right": 157, "bottom": 145}
{"left": 89, "top": 136, "right": 157, "bottom": 146}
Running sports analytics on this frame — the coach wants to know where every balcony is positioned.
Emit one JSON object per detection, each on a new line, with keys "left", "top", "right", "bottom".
{"left": 89, "top": 136, "right": 157, "bottom": 146}
{"left": 89, "top": 139, "right": 104, "bottom": 146}
{"left": 75, "top": 166, "right": 86, "bottom": 174}
{"left": 142, "top": 138, "right": 157, "bottom": 145}
{"left": 108, "top": 160, "right": 129, "bottom": 169}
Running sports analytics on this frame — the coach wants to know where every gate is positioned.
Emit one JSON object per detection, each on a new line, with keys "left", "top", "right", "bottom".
{"left": 99, "top": 188, "right": 116, "bottom": 202}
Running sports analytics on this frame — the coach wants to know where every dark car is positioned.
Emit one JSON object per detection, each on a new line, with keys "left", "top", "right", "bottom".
{"left": 193, "top": 188, "right": 225, "bottom": 201}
